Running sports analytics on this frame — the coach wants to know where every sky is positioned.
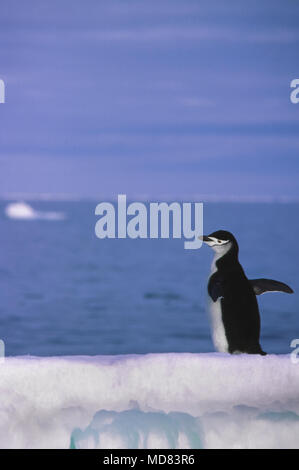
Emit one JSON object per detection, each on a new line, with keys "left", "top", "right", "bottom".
{"left": 0, "top": 0, "right": 298, "bottom": 200}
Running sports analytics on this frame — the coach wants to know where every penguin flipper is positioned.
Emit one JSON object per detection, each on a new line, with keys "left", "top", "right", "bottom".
{"left": 250, "top": 278, "right": 293, "bottom": 295}
{"left": 208, "top": 273, "right": 224, "bottom": 302}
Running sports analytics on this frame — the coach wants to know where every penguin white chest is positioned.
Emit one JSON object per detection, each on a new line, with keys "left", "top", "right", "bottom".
{"left": 208, "top": 256, "right": 229, "bottom": 353}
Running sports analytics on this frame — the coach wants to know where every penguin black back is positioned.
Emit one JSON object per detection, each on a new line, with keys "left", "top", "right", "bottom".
{"left": 201, "top": 230, "right": 293, "bottom": 355}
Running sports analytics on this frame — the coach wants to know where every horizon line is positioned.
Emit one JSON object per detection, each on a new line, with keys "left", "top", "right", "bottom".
{"left": 1, "top": 193, "right": 299, "bottom": 203}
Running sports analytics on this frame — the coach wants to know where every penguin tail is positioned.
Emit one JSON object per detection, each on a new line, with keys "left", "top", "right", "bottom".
{"left": 257, "top": 344, "right": 267, "bottom": 356}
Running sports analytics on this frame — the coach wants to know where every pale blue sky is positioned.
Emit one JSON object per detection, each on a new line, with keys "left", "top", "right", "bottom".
{"left": 0, "top": 0, "right": 298, "bottom": 200}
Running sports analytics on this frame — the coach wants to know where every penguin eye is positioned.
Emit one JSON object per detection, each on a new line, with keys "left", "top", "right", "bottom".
{"left": 218, "top": 240, "right": 222, "bottom": 244}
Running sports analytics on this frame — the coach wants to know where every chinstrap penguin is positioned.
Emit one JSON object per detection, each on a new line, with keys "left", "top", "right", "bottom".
{"left": 200, "top": 230, "right": 293, "bottom": 355}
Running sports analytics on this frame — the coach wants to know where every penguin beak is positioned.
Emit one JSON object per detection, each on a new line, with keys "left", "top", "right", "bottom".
{"left": 198, "top": 235, "right": 212, "bottom": 243}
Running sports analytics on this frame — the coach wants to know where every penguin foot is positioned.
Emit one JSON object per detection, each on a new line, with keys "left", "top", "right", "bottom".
{"left": 229, "top": 346, "right": 267, "bottom": 355}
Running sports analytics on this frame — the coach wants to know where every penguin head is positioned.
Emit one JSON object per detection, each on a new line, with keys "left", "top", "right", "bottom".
{"left": 199, "top": 230, "right": 238, "bottom": 255}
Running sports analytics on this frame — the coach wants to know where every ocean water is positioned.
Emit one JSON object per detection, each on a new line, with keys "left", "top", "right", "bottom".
{"left": 0, "top": 201, "right": 298, "bottom": 357}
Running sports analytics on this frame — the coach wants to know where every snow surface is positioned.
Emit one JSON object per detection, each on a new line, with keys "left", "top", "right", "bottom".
{"left": 5, "top": 202, "right": 64, "bottom": 220}
{"left": 0, "top": 353, "right": 299, "bottom": 449}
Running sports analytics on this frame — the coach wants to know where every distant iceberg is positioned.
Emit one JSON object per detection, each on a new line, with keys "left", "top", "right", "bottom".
{"left": 1, "top": 353, "right": 299, "bottom": 449}
{"left": 4, "top": 202, "right": 65, "bottom": 220}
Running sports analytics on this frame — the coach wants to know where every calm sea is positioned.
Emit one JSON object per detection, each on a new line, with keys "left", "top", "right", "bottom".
{"left": 0, "top": 201, "right": 297, "bottom": 356}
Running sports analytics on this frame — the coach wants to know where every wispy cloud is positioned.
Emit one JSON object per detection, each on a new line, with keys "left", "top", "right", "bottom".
{"left": 83, "top": 27, "right": 299, "bottom": 44}
{"left": 2, "top": 26, "right": 297, "bottom": 46}
{"left": 180, "top": 97, "right": 215, "bottom": 108}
